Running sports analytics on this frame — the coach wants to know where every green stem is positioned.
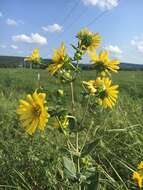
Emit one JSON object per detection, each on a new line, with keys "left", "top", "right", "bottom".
{"left": 70, "top": 81, "right": 81, "bottom": 190}
{"left": 80, "top": 119, "right": 94, "bottom": 153}
{"left": 70, "top": 81, "right": 75, "bottom": 112}
{"left": 79, "top": 96, "right": 90, "bottom": 131}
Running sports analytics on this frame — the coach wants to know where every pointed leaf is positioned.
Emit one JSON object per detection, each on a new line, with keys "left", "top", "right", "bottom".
{"left": 81, "top": 138, "right": 101, "bottom": 156}
{"left": 63, "top": 156, "right": 76, "bottom": 180}
{"left": 87, "top": 170, "right": 100, "bottom": 190}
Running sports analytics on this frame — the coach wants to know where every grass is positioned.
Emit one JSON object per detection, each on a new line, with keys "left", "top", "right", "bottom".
{"left": 0, "top": 68, "right": 143, "bottom": 190}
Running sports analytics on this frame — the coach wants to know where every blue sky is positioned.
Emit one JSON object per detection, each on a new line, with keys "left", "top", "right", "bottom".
{"left": 0, "top": 0, "right": 143, "bottom": 64}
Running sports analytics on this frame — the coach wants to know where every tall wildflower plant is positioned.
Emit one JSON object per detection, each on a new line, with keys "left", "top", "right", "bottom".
{"left": 17, "top": 28, "right": 120, "bottom": 189}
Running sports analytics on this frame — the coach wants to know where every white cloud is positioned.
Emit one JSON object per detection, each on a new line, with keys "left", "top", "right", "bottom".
{"left": 137, "top": 46, "right": 143, "bottom": 53}
{"left": 82, "top": 0, "right": 118, "bottom": 10}
{"left": 11, "top": 45, "right": 18, "bottom": 49}
{"left": 131, "top": 40, "right": 136, "bottom": 46}
{"left": 12, "top": 33, "right": 47, "bottom": 45}
{"left": 131, "top": 35, "right": 143, "bottom": 54}
{"left": 42, "top": 23, "right": 63, "bottom": 33}
{"left": 6, "top": 18, "right": 17, "bottom": 26}
{"left": 12, "top": 34, "right": 31, "bottom": 43}
{"left": 0, "top": 12, "right": 3, "bottom": 17}
{"left": 105, "top": 45, "right": 122, "bottom": 54}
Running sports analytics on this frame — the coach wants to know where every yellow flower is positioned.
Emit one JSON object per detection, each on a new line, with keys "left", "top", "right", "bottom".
{"left": 77, "top": 28, "right": 101, "bottom": 52}
{"left": 48, "top": 42, "right": 67, "bottom": 75}
{"left": 53, "top": 116, "right": 69, "bottom": 129}
{"left": 83, "top": 80, "right": 98, "bottom": 95}
{"left": 133, "top": 171, "right": 142, "bottom": 189}
{"left": 83, "top": 77, "right": 119, "bottom": 108}
{"left": 24, "top": 48, "right": 40, "bottom": 64}
{"left": 88, "top": 50, "right": 120, "bottom": 76}
{"left": 138, "top": 161, "right": 143, "bottom": 170}
{"left": 16, "top": 91, "right": 50, "bottom": 135}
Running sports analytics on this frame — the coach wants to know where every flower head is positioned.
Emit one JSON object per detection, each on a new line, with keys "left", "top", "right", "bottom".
{"left": 48, "top": 42, "right": 69, "bottom": 75}
{"left": 16, "top": 91, "right": 50, "bottom": 135}
{"left": 83, "top": 77, "right": 119, "bottom": 108}
{"left": 132, "top": 161, "right": 143, "bottom": 189}
{"left": 133, "top": 171, "right": 142, "bottom": 189}
{"left": 83, "top": 80, "right": 99, "bottom": 95}
{"left": 88, "top": 50, "right": 120, "bottom": 76}
{"left": 77, "top": 28, "right": 101, "bottom": 52}
{"left": 138, "top": 161, "right": 143, "bottom": 170}
{"left": 53, "top": 116, "right": 69, "bottom": 129}
{"left": 59, "top": 69, "right": 73, "bottom": 82}
{"left": 24, "top": 48, "right": 40, "bottom": 64}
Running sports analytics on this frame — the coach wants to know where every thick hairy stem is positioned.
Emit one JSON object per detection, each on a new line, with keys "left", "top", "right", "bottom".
{"left": 70, "top": 81, "right": 75, "bottom": 112}
{"left": 70, "top": 81, "right": 81, "bottom": 190}
{"left": 79, "top": 96, "right": 90, "bottom": 129}
{"left": 77, "top": 132, "right": 81, "bottom": 190}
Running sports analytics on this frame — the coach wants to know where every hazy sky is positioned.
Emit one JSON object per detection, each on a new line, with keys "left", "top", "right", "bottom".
{"left": 0, "top": 0, "right": 143, "bottom": 64}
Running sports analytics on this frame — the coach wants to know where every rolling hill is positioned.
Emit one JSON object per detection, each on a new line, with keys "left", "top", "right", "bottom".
{"left": 0, "top": 55, "right": 143, "bottom": 70}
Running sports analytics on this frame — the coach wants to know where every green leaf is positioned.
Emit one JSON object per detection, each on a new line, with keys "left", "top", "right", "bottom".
{"left": 68, "top": 116, "right": 76, "bottom": 130}
{"left": 71, "top": 44, "right": 78, "bottom": 51}
{"left": 63, "top": 156, "right": 76, "bottom": 180}
{"left": 81, "top": 138, "right": 101, "bottom": 156}
{"left": 56, "top": 109, "right": 68, "bottom": 117}
{"left": 87, "top": 170, "right": 100, "bottom": 190}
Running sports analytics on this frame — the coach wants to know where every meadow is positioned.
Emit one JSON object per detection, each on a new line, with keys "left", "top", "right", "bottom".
{"left": 0, "top": 68, "right": 143, "bottom": 190}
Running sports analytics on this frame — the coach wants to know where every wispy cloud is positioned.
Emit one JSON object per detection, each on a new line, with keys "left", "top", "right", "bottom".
{"left": 42, "top": 23, "right": 63, "bottom": 33}
{"left": 12, "top": 33, "right": 47, "bottom": 45}
{"left": 131, "top": 34, "right": 143, "bottom": 53}
{"left": 6, "top": 18, "right": 17, "bottom": 26}
{"left": 105, "top": 45, "right": 122, "bottom": 54}
{"left": 82, "top": 0, "right": 118, "bottom": 10}
{"left": 11, "top": 45, "right": 18, "bottom": 49}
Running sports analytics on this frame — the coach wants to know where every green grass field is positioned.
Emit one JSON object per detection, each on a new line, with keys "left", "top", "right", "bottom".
{"left": 0, "top": 68, "right": 143, "bottom": 190}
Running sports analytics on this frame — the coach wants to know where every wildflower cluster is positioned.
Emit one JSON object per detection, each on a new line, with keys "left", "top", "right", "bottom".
{"left": 83, "top": 77, "right": 118, "bottom": 108}
{"left": 16, "top": 28, "right": 121, "bottom": 189}
{"left": 78, "top": 28, "right": 120, "bottom": 108}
